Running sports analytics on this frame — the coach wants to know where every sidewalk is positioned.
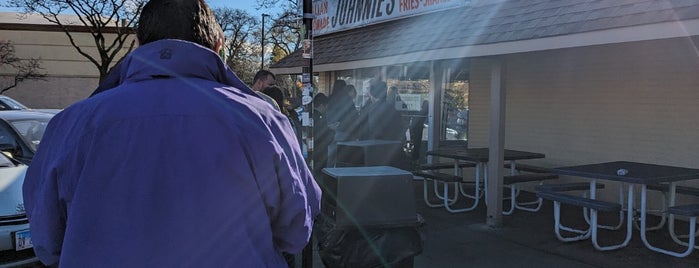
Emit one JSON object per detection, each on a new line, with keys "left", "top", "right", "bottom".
{"left": 312, "top": 180, "right": 699, "bottom": 267}
{"left": 413, "top": 181, "right": 699, "bottom": 267}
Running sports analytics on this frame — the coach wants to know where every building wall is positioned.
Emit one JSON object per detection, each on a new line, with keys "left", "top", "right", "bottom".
{"left": 1, "top": 27, "right": 133, "bottom": 108}
{"left": 468, "top": 37, "right": 699, "bottom": 204}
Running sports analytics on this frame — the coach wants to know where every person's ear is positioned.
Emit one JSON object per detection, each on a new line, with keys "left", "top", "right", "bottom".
{"left": 215, "top": 37, "right": 224, "bottom": 54}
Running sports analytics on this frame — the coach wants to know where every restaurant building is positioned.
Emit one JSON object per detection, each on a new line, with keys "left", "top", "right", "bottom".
{"left": 271, "top": 0, "right": 699, "bottom": 206}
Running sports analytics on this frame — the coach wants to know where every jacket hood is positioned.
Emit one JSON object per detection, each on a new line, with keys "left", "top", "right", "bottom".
{"left": 92, "top": 39, "right": 257, "bottom": 99}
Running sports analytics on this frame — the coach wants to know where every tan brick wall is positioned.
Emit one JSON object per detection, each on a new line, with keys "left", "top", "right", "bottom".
{"left": 1, "top": 28, "right": 133, "bottom": 108}
{"left": 2, "top": 76, "right": 96, "bottom": 108}
{"left": 468, "top": 37, "right": 699, "bottom": 205}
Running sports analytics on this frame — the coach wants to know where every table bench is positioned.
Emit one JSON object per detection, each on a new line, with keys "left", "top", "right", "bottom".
{"left": 412, "top": 170, "right": 479, "bottom": 213}
{"left": 644, "top": 204, "right": 699, "bottom": 257}
{"left": 502, "top": 173, "right": 558, "bottom": 215}
{"left": 537, "top": 190, "right": 631, "bottom": 251}
{"left": 504, "top": 163, "right": 553, "bottom": 174}
{"left": 535, "top": 182, "right": 606, "bottom": 192}
{"left": 647, "top": 184, "right": 699, "bottom": 197}
{"left": 419, "top": 162, "right": 476, "bottom": 171}
{"left": 640, "top": 184, "right": 699, "bottom": 231}
{"left": 535, "top": 182, "right": 620, "bottom": 230}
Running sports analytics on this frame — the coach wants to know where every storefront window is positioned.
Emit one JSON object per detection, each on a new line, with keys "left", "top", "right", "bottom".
{"left": 320, "top": 61, "right": 468, "bottom": 162}
{"left": 440, "top": 59, "right": 470, "bottom": 142}
{"left": 385, "top": 63, "right": 431, "bottom": 161}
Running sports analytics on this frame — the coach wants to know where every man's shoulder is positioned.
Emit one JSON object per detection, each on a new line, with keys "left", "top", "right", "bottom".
{"left": 255, "top": 91, "right": 281, "bottom": 111}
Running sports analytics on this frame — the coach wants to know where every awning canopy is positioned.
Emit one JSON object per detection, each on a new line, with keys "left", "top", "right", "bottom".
{"left": 271, "top": 0, "right": 699, "bottom": 74}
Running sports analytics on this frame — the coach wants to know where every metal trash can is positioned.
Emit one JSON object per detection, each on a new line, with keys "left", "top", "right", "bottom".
{"left": 318, "top": 166, "right": 425, "bottom": 268}
{"left": 336, "top": 140, "right": 402, "bottom": 167}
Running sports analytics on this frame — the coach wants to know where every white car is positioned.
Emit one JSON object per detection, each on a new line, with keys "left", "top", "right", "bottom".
{"left": 0, "top": 111, "right": 54, "bottom": 266}
{"left": 0, "top": 152, "right": 37, "bottom": 266}
{"left": 0, "top": 95, "right": 61, "bottom": 115}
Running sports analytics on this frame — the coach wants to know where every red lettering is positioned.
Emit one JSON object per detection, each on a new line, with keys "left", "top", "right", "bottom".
{"left": 314, "top": 1, "right": 329, "bottom": 15}
{"left": 424, "top": 0, "right": 451, "bottom": 7}
{"left": 313, "top": 16, "right": 329, "bottom": 30}
{"left": 399, "top": 0, "right": 419, "bottom": 12}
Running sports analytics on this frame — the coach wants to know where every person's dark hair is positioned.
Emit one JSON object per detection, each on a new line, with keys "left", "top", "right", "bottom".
{"left": 345, "top": 85, "right": 356, "bottom": 97}
{"left": 328, "top": 83, "right": 350, "bottom": 105}
{"left": 369, "top": 79, "right": 388, "bottom": 101}
{"left": 253, "top": 70, "right": 276, "bottom": 84}
{"left": 331, "top": 80, "right": 346, "bottom": 95}
{"left": 262, "top": 86, "right": 288, "bottom": 115}
{"left": 313, "top": 93, "right": 328, "bottom": 106}
{"left": 137, "top": 0, "right": 221, "bottom": 50}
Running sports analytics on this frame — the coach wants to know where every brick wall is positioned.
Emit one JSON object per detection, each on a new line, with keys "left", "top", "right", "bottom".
{"left": 1, "top": 27, "right": 132, "bottom": 108}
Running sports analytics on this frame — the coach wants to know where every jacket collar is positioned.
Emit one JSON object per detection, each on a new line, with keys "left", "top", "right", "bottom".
{"left": 96, "top": 39, "right": 256, "bottom": 97}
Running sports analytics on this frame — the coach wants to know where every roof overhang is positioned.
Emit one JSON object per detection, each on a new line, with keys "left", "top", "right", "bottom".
{"left": 271, "top": 19, "right": 699, "bottom": 74}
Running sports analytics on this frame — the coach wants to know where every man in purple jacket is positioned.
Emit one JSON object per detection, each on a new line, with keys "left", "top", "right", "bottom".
{"left": 22, "top": 0, "right": 321, "bottom": 267}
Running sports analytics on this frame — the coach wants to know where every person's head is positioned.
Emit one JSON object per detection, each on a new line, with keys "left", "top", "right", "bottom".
{"left": 369, "top": 79, "right": 388, "bottom": 102}
{"left": 332, "top": 80, "right": 346, "bottom": 94}
{"left": 345, "top": 85, "right": 357, "bottom": 103}
{"left": 137, "top": 0, "right": 223, "bottom": 52}
{"left": 329, "top": 82, "right": 350, "bottom": 105}
{"left": 262, "top": 86, "right": 288, "bottom": 115}
{"left": 313, "top": 93, "right": 328, "bottom": 112}
{"left": 253, "top": 70, "right": 276, "bottom": 91}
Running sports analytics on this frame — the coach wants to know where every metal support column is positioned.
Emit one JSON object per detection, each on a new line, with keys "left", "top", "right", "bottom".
{"left": 302, "top": 1, "right": 314, "bottom": 267}
{"left": 486, "top": 58, "right": 506, "bottom": 227}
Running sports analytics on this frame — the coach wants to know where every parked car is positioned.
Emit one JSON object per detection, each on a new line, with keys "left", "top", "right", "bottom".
{"left": 0, "top": 95, "right": 61, "bottom": 115}
{"left": 0, "top": 111, "right": 54, "bottom": 266}
{"left": 0, "top": 96, "right": 28, "bottom": 111}
{"left": 0, "top": 111, "right": 54, "bottom": 165}
{"left": 0, "top": 150, "right": 37, "bottom": 266}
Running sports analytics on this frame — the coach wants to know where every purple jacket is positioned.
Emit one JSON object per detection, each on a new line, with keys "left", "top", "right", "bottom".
{"left": 23, "top": 39, "right": 321, "bottom": 267}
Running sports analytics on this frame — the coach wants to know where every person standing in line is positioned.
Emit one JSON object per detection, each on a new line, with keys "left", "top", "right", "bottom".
{"left": 22, "top": 0, "right": 321, "bottom": 267}
{"left": 388, "top": 85, "right": 402, "bottom": 108}
{"left": 251, "top": 69, "right": 281, "bottom": 111}
{"left": 263, "top": 85, "right": 303, "bottom": 148}
{"left": 326, "top": 80, "right": 362, "bottom": 167}
{"left": 347, "top": 84, "right": 357, "bottom": 105}
{"left": 343, "top": 84, "right": 363, "bottom": 140}
{"left": 363, "top": 79, "right": 405, "bottom": 141}
{"left": 410, "top": 99, "right": 429, "bottom": 162}
{"left": 311, "top": 93, "right": 332, "bottom": 176}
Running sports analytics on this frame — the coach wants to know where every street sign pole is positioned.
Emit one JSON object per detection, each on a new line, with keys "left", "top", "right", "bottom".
{"left": 301, "top": 0, "right": 314, "bottom": 267}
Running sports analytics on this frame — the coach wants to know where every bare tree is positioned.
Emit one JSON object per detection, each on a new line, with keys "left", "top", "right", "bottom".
{"left": 0, "top": 40, "right": 45, "bottom": 94}
{"left": 255, "top": 0, "right": 302, "bottom": 63}
{"left": 213, "top": 7, "right": 260, "bottom": 83}
{"left": 5, "top": 0, "right": 144, "bottom": 82}
{"left": 256, "top": 0, "right": 298, "bottom": 10}
{"left": 214, "top": 8, "right": 258, "bottom": 62}
{"left": 267, "top": 10, "right": 302, "bottom": 63}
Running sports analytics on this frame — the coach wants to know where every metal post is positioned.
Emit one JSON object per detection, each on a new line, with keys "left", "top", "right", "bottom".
{"left": 301, "top": 0, "right": 314, "bottom": 267}
{"left": 261, "top": 13, "right": 270, "bottom": 70}
{"left": 486, "top": 58, "right": 506, "bottom": 227}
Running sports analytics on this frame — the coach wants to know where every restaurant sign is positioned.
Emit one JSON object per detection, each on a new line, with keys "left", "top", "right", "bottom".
{"left": 313, "top": 0, "right": 471, "bottom": 36}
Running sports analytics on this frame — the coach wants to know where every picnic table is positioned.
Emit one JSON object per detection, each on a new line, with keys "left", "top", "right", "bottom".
{"left": 421, "top": 147, "right": 549, "bottom": 213}
{"left": 554, "top": 161, "right": 699, "bottom": 256}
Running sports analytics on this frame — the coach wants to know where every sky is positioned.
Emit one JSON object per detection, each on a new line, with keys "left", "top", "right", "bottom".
{"left": 0, "top": 0, "right": 282, "bottom": 16}
{"left": 207, "top": 0, "right": 262, "bottom": 14}
{"left": 206, "top": 0, "right": 286, "bottom": 17}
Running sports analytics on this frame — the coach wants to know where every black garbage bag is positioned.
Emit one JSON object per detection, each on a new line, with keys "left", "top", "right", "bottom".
{"left": 316, "top": 214, "right": 426, "bottom": 268}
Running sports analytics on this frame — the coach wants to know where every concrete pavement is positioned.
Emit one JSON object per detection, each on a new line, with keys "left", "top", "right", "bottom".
{"left": 311, "top": 180, "right": 699, "bottom": 267}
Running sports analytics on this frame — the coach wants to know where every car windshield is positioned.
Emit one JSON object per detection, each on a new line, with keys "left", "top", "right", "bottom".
{"left": 9, "top": 119, "right": 50, "bottom": 151}
{"left": 0, "top": 97, "right": 29, "bottom": 110}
